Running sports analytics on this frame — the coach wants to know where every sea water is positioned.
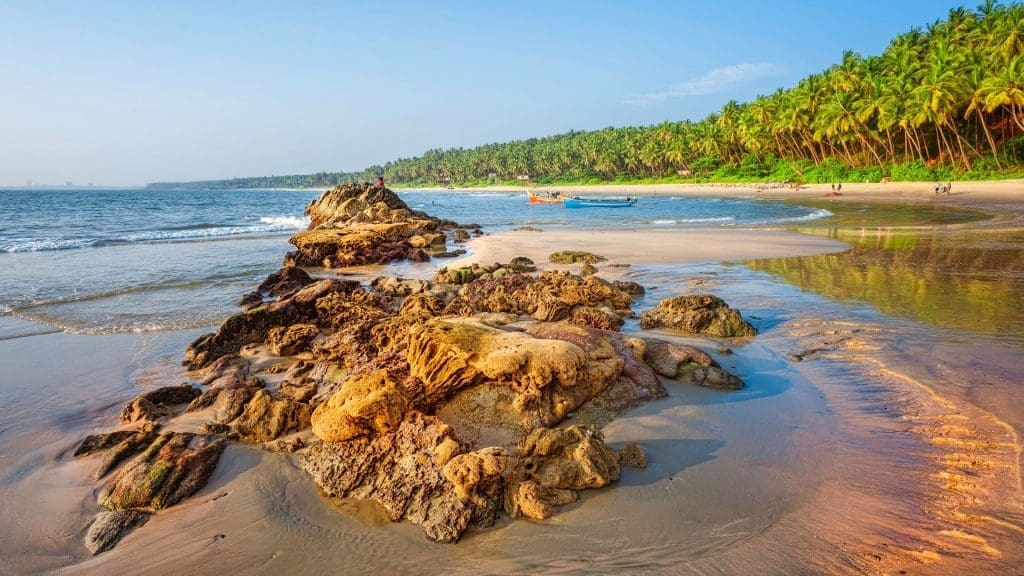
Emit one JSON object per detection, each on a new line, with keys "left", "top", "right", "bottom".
{"left": 0, "top": 188, "right": 829, "bottom": 336}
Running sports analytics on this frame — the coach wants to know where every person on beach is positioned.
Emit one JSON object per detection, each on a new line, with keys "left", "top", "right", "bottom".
{"left": 376, "top": 175, "right": 384, "bottom": 188}
{"left": 831, "top": 183, "right": 835, "bottom": 191}
{"left": 837, "top": 183, "right": 842, "bottom": 192}
{"left": 947, "top": 182, "right": 953, "bottom": 195}
{"left": 935, "top": 183, "right": 941, "bottom": 195}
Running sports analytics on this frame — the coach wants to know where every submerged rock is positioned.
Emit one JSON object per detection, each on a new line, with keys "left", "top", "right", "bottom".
{"left": 677, "top": 364, "right": 745, "bottom": 390}
{"left": 639, "top": 294, "right": 756, "bottom": 337}
{"left": 617, "top": 441, "right": 647, "bottom": 469}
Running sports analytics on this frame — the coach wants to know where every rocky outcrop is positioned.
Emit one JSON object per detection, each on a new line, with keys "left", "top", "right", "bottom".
{"left": 442, "top": 270, "right": 636, "bottom": 325}
{"left": 84, "top": 510, "right": 150, "bottom": 555}
{"left": 639, "top": 294, "right": 757, "bottom": 337}
{"left": 184, "top": 278, "right": 357, "bottom": 369}
{"left": 284, "top": 183, "right": 471, "bottom": 268}
{"left": 231, "top": 389, "right": 312, "bottom": 442}
{"left": 310, "top": 369, "right": 409, "bottom": 442}
{"left": 120, "top": 385, "right": 202, "bottom": 424}
{"left": 75, "top": 423, "right": 161, "bottom": 479}
{"left": 549, "top": 251, "right": 607, "bottom": 264}
{"left": 99, "top": 432, "right": 226, "bottom": 511}
{"left": 65, "top": 185, "right": 751, "bottom": 552}
{"left": 238, "top": 266, "right": 316, "bottom": 310}
{"left": 505, "top": 425, "right": 619, "bottom": 519}
{"left": 301, "top": 412, "right": 480, "bottom": 543}
{"left": 404, "top": 318, "right": 624, "bottom": 428}
{"left": 266, "top": 323, "right": 319, "bottom": 356}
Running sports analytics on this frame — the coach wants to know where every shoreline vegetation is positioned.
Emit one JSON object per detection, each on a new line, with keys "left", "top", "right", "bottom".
{"left": 149, "top": 5, "right": 1024, "bottom": 193}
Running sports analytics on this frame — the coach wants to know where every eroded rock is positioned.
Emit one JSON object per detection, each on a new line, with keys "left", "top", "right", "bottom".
{"left": 639, "top": 294, "right": 756, "bottom": 337}
{"left": 120, "top": 385, "right": 202, "bottom": 424}
{"left": 549, "top": 251, "right": 606, "bottom": 264}
{"left": 99, "top": 432, "right": 227, "bottom": 511}
{"left": 84, "top": 510, "right": 150, "bottom": 555}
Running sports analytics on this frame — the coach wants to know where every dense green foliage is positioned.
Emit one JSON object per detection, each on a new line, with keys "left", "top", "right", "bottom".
{"left": 149, "top": 2, "right": 1024, "bottom": 190}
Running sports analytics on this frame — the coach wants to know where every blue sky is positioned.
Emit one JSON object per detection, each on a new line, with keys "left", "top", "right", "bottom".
{"left": 1, "top": 0, "right": 957, "bottom": 186}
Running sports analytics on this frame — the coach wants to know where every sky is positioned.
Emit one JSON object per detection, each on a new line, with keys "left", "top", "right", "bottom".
{"left": 0, "top": 0, "right": 959, "bottom": 186}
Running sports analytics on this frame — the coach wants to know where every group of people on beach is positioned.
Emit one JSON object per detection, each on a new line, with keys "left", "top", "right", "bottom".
{"left": 934, "top": 182, "right": 953, "bottom": 195}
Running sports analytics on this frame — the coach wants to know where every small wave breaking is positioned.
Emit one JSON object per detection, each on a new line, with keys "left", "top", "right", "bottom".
{"left": 650, "top": 216, "right": 736, "bottom": 225}
{"left": 0, "top": 215, "right": 309, "bottom": 253}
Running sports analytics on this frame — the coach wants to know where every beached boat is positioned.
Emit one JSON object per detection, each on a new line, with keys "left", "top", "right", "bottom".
{"left": 527, "top": 189, "right": 563, "bottom": 204}
{"left": 563, "top": 196, "right": 637, "bottom": 208}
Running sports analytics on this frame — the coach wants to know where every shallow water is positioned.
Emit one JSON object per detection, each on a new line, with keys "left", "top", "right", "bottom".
{"left": 747, "top": 227, "right": 1024, "bottom": 346}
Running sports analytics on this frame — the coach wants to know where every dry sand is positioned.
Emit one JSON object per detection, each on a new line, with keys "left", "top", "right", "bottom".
{"left": 449, "top": 229, "right": 850, "bottom": 270}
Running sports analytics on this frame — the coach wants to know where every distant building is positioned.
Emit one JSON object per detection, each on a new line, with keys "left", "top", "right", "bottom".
{"left": 26, "top": 180, "right": 32, "bottom": 187}
{"left": 676, "top": 169, "right": 692, "bottom": 176}
{"left": 66, "top": 181, "right": 73, "bottom": 187}
{"left": 515, "top": 174, "right": 530, "bottom": 181}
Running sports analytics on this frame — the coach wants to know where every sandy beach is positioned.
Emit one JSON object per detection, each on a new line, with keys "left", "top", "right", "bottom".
{"left": 1, "top": 185, "right": 1022, "bottom": 576}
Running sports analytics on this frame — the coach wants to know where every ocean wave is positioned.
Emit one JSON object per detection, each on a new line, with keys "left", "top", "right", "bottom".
{"left": 10, "top": 309, "right": 222, "bottom": 335}
{"left": 0, "top": 238, "right": 101, "bottom": 253}
{"left": 650, "top": 216, "right": 735, "bottom": 225}
{"left": 0, "top": 215, "right": 309, "bottom": 253}
{"left": 259, "top": 215, "right": 309, "bottom": 228}
{"left": 771, "top": 208, "right": 833, "bottom": 223}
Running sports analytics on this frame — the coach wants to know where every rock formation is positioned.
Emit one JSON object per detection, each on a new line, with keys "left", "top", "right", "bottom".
{"left": 75, "top": 185, "right": 750, "bottom": 553}
{"left": 284, "top": 183, "right": 476, "bottom": 268}
{"left": 639, "top": 294, "right": 757, "bottom": 337}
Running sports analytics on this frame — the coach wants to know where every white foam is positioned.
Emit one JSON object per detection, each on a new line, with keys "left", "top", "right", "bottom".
{"left": 0, "top": 238, "right": 100, "bottom": 253}
{"left": 770, "top": 208, "right": 833, "bottom": 224}
{"left": 259, "top": 216, "right": 309, "bottom": 228}
{"left": 1, "top": 215, "right": 310, "bottom": 252}
{"left": 650, "top": 216, "right": 735, "bottom": 225}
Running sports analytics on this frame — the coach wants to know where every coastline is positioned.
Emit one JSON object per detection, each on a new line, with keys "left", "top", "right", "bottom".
{"left": 407, "top": 179, "right": 1024, "bottom": 215}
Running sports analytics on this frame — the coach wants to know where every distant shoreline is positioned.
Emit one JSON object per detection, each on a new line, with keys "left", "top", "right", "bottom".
{"left": 406, "top": 180, "right": 1024, "bottom": 215}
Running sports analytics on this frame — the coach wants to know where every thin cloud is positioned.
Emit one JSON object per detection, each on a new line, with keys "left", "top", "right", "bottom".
{"left": 626, "top": 63, "right": 785, "bottom": 105}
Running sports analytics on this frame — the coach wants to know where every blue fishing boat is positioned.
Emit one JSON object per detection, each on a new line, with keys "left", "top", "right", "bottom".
{"left": 562, "top": 196, "right": 637, "bottom": 208}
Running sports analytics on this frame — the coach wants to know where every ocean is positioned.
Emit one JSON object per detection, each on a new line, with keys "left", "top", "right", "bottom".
{"left": 0, "top": 188, "right": 830, "bottom": 336}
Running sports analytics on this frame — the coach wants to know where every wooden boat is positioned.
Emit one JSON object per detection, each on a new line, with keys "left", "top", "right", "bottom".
{"left": 562, "top": 196, "right": 637, "bottom": 208}
{"left": 527, "top": 189, "right": 563, "bottom": 204}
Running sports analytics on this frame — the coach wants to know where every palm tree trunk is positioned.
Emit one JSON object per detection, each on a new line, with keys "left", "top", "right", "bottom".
{"left": 977, "top": 109, "right": 1002, "bottom": 168}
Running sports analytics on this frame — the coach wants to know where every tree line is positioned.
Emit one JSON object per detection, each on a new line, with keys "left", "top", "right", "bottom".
{"left": 149, "top": 2, "right": 1024, "bottom": 190}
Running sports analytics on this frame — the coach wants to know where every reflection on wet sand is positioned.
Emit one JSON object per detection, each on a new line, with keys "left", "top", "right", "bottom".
{"left": 747, "top": 227, "right": 1024, "bottom": 343}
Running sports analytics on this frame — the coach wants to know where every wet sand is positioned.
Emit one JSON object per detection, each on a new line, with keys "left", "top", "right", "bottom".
{"left": 1, "top": 197, "right": 1022, "bottom": 575}
{"left": 448, "top": 229, "right": 850, "bottom": 269}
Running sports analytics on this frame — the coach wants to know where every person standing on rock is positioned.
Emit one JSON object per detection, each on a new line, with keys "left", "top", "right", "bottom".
{"left": 376, "top": 175, "right": 384, "bottom": 188}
